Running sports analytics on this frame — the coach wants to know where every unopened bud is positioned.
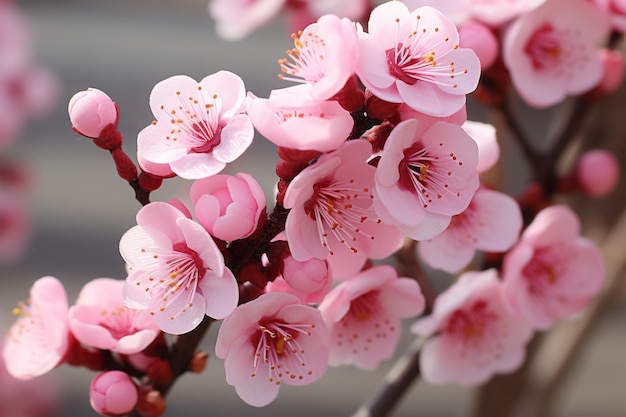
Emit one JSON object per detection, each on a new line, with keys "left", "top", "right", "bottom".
{"left": 576, "top": 149, "right": 620, "bottom": 197}
{"left": 68, "top": 88, "right": 119, "bottom": 139}
{"left": 89, "top": 371, "right": 138, "bottom": 417}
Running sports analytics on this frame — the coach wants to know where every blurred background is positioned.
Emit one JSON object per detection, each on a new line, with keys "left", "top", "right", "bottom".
{"left": 1, "top": 0, "right": 625, "bottom": 416}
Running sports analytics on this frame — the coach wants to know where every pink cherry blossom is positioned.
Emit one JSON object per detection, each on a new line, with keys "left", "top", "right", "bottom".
{"left": 215, "top": 292, "right": 330, "bottom": 407}
{"left": 68, "top": 88, "right": 118, "bottom": 139}
{"left": 412, "top": 269, "right": 533, "bottom": 385}
{"left": 209, "top": 0, "right": 286, "bottom": 41}
{"left": 137, "top": 71, "right": 253, "bottom": 179}
{"left": 190, "top": 173, "right": 266, "bottom": 242}
{"left": 596, "top": 48, "right": 626, "bottom": 96}
{"left": 319, "top": 265, "right": 425, "bottom": 370}
{"left": 418, "top": 188, "right": 522, "bottom": 273}
{"left": 374, "top": 118, "right": 480, "bottom": 241}
{"left": 3, "top": 276, "right": 70, "bottom": 380}
{"left": 502, "top": 205, "right": 607, "bottom": 330}
{"left": 246, "top": 84, "right": 353, "bottom": 152}
{"left": 357, "top": 2, "right": 480, "bottom": 117}
{"left": 503, "top": 0, "right": 610, "bottom": 107}
{"left": 90, "top": 371, "right": 138, "bottom": 417}
{"left": 575, "top": 148, "right": 620, "bottom": 197}
{"left": 119, "top": 201, "right": 238, "bottom": 334}
{"left": 68, "top": 278, "right": 160, "bottom": 355}
{"left": 278, "top": 14, "right": 359, "bottom": 100}
{"left": 284, "top": 139, "right": 405, "bottom": 278}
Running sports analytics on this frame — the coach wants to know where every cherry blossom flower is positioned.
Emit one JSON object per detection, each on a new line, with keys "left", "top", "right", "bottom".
{"left": 190, "top": 173, "right": 266, "bottom": 242}
{"left": 90, "top": 371, "right": 138, "bottom": 417}
{"left": 374, "top": 118, "right": 480, "bottom": 241}
{"left": 68, "top": 278, "right": 160, "bottom": 355}
{"left": 412, "top": 269, "right": 533, "bottom": 385}
{"left": 319, "top": 265, "right": 425, "bottom": 370}
{"left": 3, "top": 276, "right": 70, "bottom": 380}
{"left": 502, "top": 205, "right": 606, "bottom": 330}
{"left": 278, "top": 14, "right": 359, "bottom": 100}
{"left": 461, "top": 120, "right": 499, "bottom": 174}
{"left": 137, "top": 71, "right": 253, "bottom": 180}
{"left": 458, "top": 20, "right": 499, "bottom": 70}
{"left": 284, "top": 139, "right": 405, "bottom": 278}
{"left": 246, "top": 84, "right": 353, "bottom": 152}
{"left": 209, "top": 0, "right": 286, "bottom": 41}
{"left": 357, "top": 2, "right": 480, "bottom": 117}
{"left": 119, "top": 202, "right": 238, "bottom": 335}
{"left": 503, "top": 0, "right": 610, "bottom": 107}
{"left": 215, "top": 292, "right": 330, "bottom": 407}
{"left": 418, "top": 188, "right": 522, "bottom": 273}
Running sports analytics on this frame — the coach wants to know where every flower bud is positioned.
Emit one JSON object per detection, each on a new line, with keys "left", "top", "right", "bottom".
{"left": 190, "top": 173, "right": 266, "bottom": 242}
{"left": 576, "top": 149, "right": 620, "bottom": 197}
{"left": 282, "top": 255, "right": 330, "bottom": 294}
{"left": 89, "top": 371, "right": 138, "bottom": 417}
{"left": 68, "top": 88, "right": 118, "bottom": 139}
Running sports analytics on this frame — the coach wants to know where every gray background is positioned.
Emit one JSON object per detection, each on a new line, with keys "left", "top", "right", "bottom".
{"left": 1, "top": 1, "right": 625, "bottom": 416}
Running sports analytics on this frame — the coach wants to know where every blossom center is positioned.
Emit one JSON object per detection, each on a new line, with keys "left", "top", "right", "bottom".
{"left": 445, "top": 300, "right": 496, "bottom": 343}
{"left": 524, "top": 23, "right": 562, "bottom": 70}
{"left": 400, "top": 142, "right": 461, "bottom": 210}
{"left": 303, "top": 178, "right": 378, "bottom": 256}
{"left": 278, "top": 29, "right": 327, "bottom": 84}
{"left": 251, "top": 321, "right": 316, "bottom": 383}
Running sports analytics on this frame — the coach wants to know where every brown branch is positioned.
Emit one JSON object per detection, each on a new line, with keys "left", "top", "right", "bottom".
{"left": 351, "top": 338, "right": 424, "bottom": 417}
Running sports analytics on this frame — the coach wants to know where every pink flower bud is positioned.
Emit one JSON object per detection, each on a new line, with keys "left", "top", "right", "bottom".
{"left": 90, "top": 371, "right": 138, "bottom": 417}
{"left": 576, "top": 149, "right": 620, "bottom": 197}
{"left": 458, "top": 20, "right": 499, "bottom": 70}
{"left": 68, "top": 88, "right": 118, "bottom": 138}
{"left": 190, "top": 173, "right": 266, "bottom": 242}
{"left": 282, "top": 255, "right": 330, "bottom": 294}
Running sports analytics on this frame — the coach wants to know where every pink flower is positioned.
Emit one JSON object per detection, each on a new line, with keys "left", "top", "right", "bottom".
{"left": 190, "top": 173, "right": 266, "bottom": 242}
{"left": 412, "top": 269, "right": 533, "bottom": 385}
{"left": 595, "top": 48, "right": 626, "bottom": 96}
{"left": 119, "top": 202, "right": 238, "bottom": 334}
{"left": 68, "top": 278, "right": 160, "bottom": 355}
{"left": 357, "top": 2, "right": 480, "bottom": 117}
{"left": 209, "top": 0, "right": 286, "bottom": 41}
{"left": 215, "top": 292, "right": 330, "bottom": 407}
{"left": 502, "top": 205, "right": 607, "bottom": 330}
{"left": 246, "top": 84, "right": 353, "bottom": 152}
{"left": 284, "top": 139, "right": 405, "bottom": 278}
{"left": 319, "top": 265, "right": 425, "bottom": 370}
{"left": 137, "top": 71, "right": 253, "bottom": 179}
{"left": 418, "top": 188, "right": 523, "bottom": 273}
{"left": 575, "top": 148, "right": 620, "bottom": 197}
{"left": 3, "top": 276, "right": 70, "bottom": 380}
{"left": 373, "top": 118, "right": 480, "bottom": 241}
{"left": 278, "top": 14, "right": 359, "bottom": 100}
{"left": 503, "top": 0, "right": 610, "bottom": 107}
{"left": 68, "top": 88, "right": 118, "bottom": 139}
{"left": 90, "top": 371, "right": 138, "bottom": 417}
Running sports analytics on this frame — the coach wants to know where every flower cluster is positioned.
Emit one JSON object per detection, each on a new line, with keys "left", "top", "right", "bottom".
{"left": 3, "top": 0, "right": 622, "bottom": 416}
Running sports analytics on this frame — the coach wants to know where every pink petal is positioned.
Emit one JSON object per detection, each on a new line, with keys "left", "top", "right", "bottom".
{"left": 212, "top": 114, "right": 253, "bottom": 163}
{"left": 169, "top": 152, "right": 226, "bottom": 179}
{"left": 197, "top": 267, "right": 239, "bottom": 320}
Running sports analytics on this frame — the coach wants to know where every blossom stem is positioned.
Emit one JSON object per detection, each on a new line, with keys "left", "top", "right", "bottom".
{"left": 351, "top": 337, "right": 424, "bottom": 417}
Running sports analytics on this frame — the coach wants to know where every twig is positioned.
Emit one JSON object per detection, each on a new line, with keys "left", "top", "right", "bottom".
{"left": 351, "top": 337, "right": 424, "bottom": 417}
